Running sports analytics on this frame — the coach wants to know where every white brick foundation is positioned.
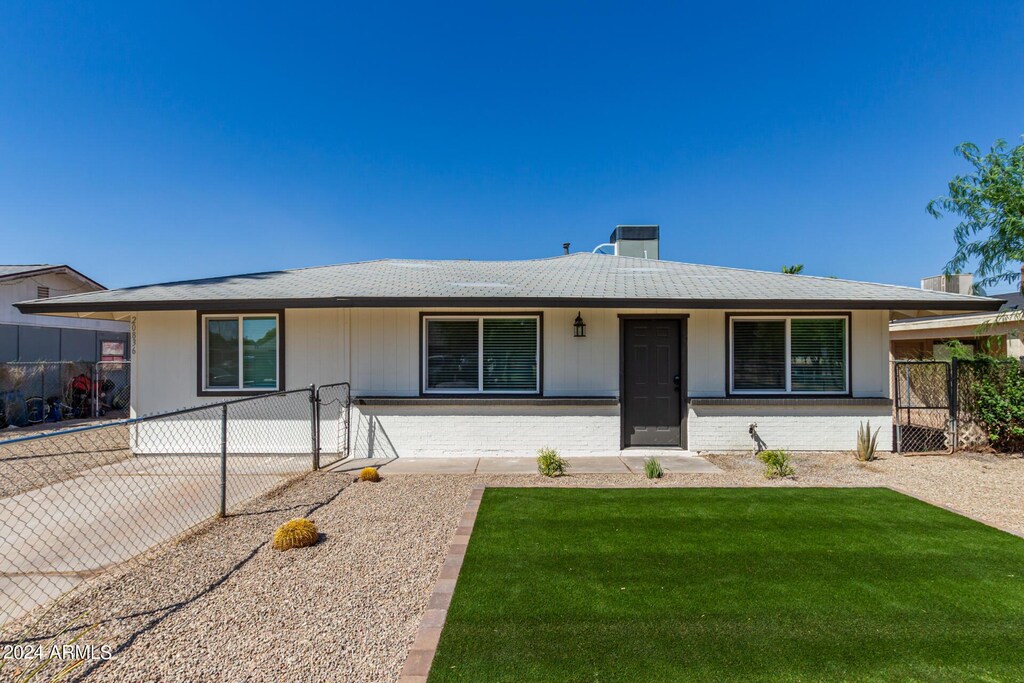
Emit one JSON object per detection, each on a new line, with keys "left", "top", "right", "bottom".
{"left": 687, "top": 401, "right": 893, "bottom": 452}
{"left": 351, "top": 404, "right": 621, "bottom": 458}
{"left": 348, "top": 400, "right": 893, "bottom": 457}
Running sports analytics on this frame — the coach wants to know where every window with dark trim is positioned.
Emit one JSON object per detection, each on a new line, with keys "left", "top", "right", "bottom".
{"left": 201, "top": 314, "right": 280, "bottom": 391}
{"left": 730, "top": 316, "right": 848, "bottom": 394}
{"left": 422, "top": 315, "right": 540, "bottom": 394}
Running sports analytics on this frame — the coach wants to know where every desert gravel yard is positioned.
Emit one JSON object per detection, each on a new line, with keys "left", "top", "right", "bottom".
{"left": 2, "top": 450, "right": 1022, "bottom": 682}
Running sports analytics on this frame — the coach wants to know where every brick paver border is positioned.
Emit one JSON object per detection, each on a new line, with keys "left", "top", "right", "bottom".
{"left": 399, "top": 483, "right": 484, "bottom": 682}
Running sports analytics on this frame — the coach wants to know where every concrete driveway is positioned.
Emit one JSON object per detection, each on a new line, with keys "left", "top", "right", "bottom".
{"left": 1, "top": 453, "right": 309, "bottom": 625}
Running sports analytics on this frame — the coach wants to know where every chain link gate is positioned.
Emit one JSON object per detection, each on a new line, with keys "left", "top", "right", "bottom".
{"left": 892, "top": 360, "right": 953, "bottom": 454}
{"left": 313, "top": 382, "right": 351, "bottom": 468}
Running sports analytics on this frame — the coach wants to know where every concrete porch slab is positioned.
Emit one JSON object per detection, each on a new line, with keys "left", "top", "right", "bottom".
{"left": 474, "top": 457, "right": 537, "bottom": 474}
{"left": 565, "top": 456, "right": 631, "bottom": 474}
{"left": 327, "top": 454, "right": 721, "bottom": 475}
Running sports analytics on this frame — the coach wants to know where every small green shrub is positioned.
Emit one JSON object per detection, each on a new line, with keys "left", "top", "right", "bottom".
{"left": 359, "top": 466, "right": 381, "bottom": 482}
{"left": 855, "top": 421, "right": 881, "bottom": 462}
{"left": 536, "top": 447, "right": 568, "bottom": 477}
{"left": 757, "top": 449, "right": 795, "bottom": 479}
{"left": 969, "top": 360, "right": 1024, "bottom": 451}
{"left": 643, "top": 456, "right": 664, "bottom": 479}
{"left": 272, "top": 518, "right": 319, "bottom": 551}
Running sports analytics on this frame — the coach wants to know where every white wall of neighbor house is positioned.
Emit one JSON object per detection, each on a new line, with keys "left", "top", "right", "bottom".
{"left": 0, "top": 272, "right": 126, "bottom": 332}
{"left": 1009, "top": 335, "right": 1024, "bottom": 359}
{"left": 130, "top": 307, "right": 891, "bottom": 454}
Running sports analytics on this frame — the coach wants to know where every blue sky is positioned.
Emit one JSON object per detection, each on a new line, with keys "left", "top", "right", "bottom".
{"left": 1, "top": 2, "right": 1022, "bottom": 291}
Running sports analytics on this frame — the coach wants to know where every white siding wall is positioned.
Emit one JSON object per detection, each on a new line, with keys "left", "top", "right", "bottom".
{"left": 130, "top": 307, "right": 892, "bottom": 454}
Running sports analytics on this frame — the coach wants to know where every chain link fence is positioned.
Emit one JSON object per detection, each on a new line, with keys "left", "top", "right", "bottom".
{"left": 315, "top": 382, "right": 351, "bottom": 468}
{"left": 892, "top": 361, "right": 952, "bottom": 454}
{"left": 0, "top": 361, "right": 131, "bottom": 429}
{"left": 1, "top": 384, "right": 352, "bottom": 637}
{"left": 953, "top": 358, "right": 1024, "bottom": 452}
{"left": 93, "top": 361, "right": 130, "bottom": 420}
{"left": 891, "top": 358, "right": 1024, "bottom": 454}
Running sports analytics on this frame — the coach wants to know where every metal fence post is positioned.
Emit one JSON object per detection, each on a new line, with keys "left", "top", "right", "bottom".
{"left": 219, "top": 403, "right": 228, "bottom": 518}
{"left": 946, "top": 358, "right": 954, "bottom": 454}
{"left": 311, "top": 384, "right": 320, "bottom": 471}
{"left": 344, "top": 384, "right": 351, "bottom": 460}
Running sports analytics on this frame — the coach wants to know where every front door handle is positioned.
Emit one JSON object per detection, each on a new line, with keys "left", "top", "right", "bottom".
{"left": 673, "top": 374, "right": 681, "bottom": 391}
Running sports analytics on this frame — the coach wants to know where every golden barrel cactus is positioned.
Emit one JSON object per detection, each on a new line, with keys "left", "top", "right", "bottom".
{"left": 359, "top": 466, "right": 381, "bottom": 482}
{"left": 272, "top": 518, "right": 319, "bottom": 551}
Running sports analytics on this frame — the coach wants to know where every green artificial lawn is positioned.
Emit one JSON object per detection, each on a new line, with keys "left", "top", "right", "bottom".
{"left": 428, "top": 488, "right": 1024, "bottom": 682}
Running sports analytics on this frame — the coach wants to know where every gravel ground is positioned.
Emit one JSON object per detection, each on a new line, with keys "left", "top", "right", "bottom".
{"left": 0, "top": 423, "right": 131, "bottom": 498}
{"left": 2, "top": 450, "right": 1022, "bottom": 682}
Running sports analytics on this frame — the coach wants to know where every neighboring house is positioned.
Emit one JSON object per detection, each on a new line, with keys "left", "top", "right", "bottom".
{"left": 0, "top": 264, "right": 129, "bottom": 363}
{"left": 16, "top": 229, "right": 999, "bottom": 455}
{"left": 890, "top": 272, "right": 1024, "bottom": 360}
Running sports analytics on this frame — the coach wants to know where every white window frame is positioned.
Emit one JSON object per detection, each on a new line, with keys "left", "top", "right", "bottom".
{"left": 201, "top": 313, "right": 280, "bottom": 392}
{"left": 422, "top": 314, "right": 541, "bottom": 394}
{"left": 729, "top": 315, "right": 849, "bottom": 395}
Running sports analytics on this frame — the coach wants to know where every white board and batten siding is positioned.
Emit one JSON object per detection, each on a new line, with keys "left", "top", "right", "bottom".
{"left": 130, "top": 308, "right": 892, "bottom": 455}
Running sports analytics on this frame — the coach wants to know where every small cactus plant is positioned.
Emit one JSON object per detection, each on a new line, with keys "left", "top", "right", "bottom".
{"left": 272, "top": 518, "right": 319, "bottom": 551}
{"left": 359, "top": 466, "right": 381, "bottom": 482}
{"left": 856, "top": 421, "right": 881, "bottom": 462}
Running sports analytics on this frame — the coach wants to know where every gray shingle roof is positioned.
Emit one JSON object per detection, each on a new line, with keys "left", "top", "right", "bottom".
{"left": 0, "top": 264, "right": 59, "bottom": 278}
{"left": 16, "top": 253, "right": 1002, "bottom": 313}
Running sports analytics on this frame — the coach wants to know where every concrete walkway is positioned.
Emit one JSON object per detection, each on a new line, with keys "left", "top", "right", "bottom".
{"left": 332, "top": 452, "right": 722, "bottom": 475}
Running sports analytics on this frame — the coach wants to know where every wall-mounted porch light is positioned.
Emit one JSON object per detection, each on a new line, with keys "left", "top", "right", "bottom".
{"left": 573, "top": 312, "right": 586, "bottom": 338}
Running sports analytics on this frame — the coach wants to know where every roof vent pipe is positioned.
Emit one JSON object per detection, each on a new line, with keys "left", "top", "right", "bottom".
{"left": 562, "top": 242, "right": 570, "bottom": 255}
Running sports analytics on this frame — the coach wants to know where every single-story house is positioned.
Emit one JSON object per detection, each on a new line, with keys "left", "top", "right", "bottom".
{"left": 16, "top": 235, "right": 1000, "bottom": 456}
{"left": 0, "top": 264, "right": 129, "bottom": 363}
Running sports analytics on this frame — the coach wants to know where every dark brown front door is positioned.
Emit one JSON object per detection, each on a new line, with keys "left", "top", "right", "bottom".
{"left": 622, "top": 318, "right": 684, "bottom": 447}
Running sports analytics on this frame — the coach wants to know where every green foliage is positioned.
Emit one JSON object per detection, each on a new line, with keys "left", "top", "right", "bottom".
{"left": 643, "top": 456, "right": 664, "bottom": 479}
{"left": 855, "top": 421, "right": 880, "bottom": 462}
{"left": 757, "top": 449, "right": 795, "bottom": 479}
{"left": 781, "top": 264, "right": 804, "bottom": 274}
{"left": 272, "top": 518, "right": 319, "bottom": 550}
{"left": 943, "top": 339, "right": 978, "bottom": 361}
{"left": 358, "top": 466, "right": 381, "bottom": 482}
{"left": 966, "top": 359, "right": 1024, "bottom": 451}
{"left": 928, "top": 138, "right": 1024, "bottom": 291}
{"left": 536, "top": 447, "right": 569, "bottom": 477}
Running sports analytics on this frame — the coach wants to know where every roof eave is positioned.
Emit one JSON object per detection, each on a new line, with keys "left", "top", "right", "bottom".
{"left": 0, "top": 265, "right": 105, "bottom": 290}
{"left": 15, "top": 296, "right": 1004, "bottom": 315}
